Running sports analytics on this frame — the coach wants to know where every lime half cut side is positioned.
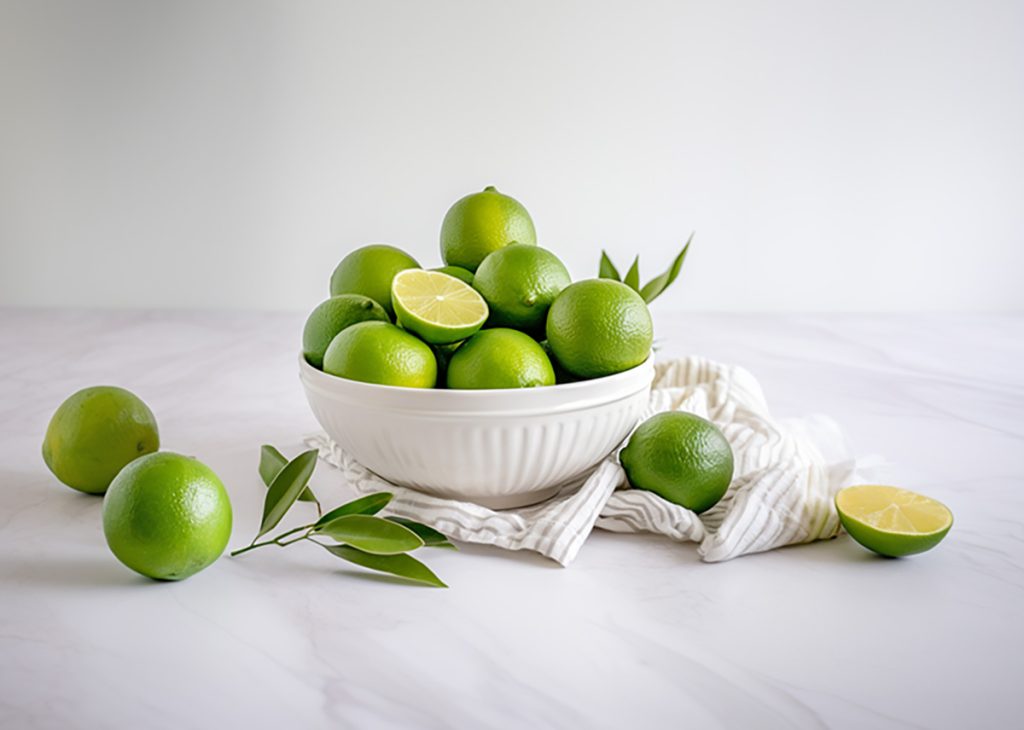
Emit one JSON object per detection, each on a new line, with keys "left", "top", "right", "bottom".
{"left": 835, "top": 485, "right": 953, "bottom": 557}
{"left": 392, "top": 269, "right": 488, "bottom": 345}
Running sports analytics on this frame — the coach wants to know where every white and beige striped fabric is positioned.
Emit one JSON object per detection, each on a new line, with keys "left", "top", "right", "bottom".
{"left": 307, "top": 356, "right": 865, "bottom": 566}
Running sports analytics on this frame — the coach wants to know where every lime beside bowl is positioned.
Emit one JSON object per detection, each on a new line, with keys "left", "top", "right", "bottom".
{"left": 836, "top": 485, "right": 953, "bottom": 557}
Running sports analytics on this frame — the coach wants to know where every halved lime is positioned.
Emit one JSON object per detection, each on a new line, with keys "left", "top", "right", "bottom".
{"left": 835, "top": 485, "right": 953, "bottom": 557}
{"left": 391, "top": 269, "right": 488, "bottom": 345}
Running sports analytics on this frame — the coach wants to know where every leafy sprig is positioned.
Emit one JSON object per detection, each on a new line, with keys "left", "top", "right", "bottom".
{"left": 599, "top": 233, "right": 693, "bottom": 304}
{"left": 259, "top": 444, "right": 321, "bottom": 512}
{"left": 231, "top": 445, "right": 453, "bottom": 587}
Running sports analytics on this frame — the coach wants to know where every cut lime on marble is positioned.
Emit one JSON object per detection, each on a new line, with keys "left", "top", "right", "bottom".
{"left": 835, "top": 485, "right": 952, "bottom": 557}
{"left": 391, "top": 269, "right": 488, "bottom": 345}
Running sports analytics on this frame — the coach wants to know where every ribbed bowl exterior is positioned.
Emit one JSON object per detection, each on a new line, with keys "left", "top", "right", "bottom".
{"left": 299, "top": 356, "right": 654, "bottom": 509}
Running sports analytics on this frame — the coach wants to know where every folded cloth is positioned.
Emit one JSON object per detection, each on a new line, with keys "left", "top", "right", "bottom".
{"left": 306, "top": 356, "right": 867, "bottom": 566}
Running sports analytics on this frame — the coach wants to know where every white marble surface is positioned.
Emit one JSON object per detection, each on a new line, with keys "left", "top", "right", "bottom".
{"left": 1, "top": 309, "right": 1021, "bottom": 729}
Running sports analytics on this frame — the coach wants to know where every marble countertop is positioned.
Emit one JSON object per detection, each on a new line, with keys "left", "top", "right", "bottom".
{"left": 1, "top": 310, "right": 1021, "bottom": 729}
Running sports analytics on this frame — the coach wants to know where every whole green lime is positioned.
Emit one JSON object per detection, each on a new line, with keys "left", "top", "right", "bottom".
{"left": 546, "top": 279, "right": 653, "bottom": 378}
{"left": 302, "top": 294, "right": 390, "bottom": 369}
{"left": 446, "top": 328, "right": 554, "bottom": 389}
{"left": 329, "top": 244, "right": 419, "bottom": 317}
{"left": 42, "top": 386, "right": 160, "bottom": 494}
{"left": 440, "top": 186, "right": 536, "bottom": 272}
{"left": 102, "top": 452, "right": 232, "bottom": 580}
{"left": 620, "top": 412, "right": 734, "bottom": 513}
{"left": 323, "top": 321, "right": 437, "bottom": 388}
{"left": 431, "top": 265, "right": 475, "bottom": 285}
{"left": 473, "top": 244, "right": 571, "bottom": 332}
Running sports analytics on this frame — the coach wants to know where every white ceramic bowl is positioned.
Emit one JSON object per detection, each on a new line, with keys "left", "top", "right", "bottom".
{"left": 299, "top": 356, "right": 654, "bottom": 509}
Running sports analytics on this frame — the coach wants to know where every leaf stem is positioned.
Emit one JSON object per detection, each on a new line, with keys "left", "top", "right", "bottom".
{"left": 230, "top": 524, "right": 311, "bottom": 557}
{"left": 230, "top": 539, "right": 276, "bottom": 557}
{"left": 276, "top": 533, "right": 309, "bottom": 547}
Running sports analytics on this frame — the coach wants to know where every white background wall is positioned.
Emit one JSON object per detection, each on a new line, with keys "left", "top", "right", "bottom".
{"left": 1, "top": 0, "right": 1022, "bottom": 312}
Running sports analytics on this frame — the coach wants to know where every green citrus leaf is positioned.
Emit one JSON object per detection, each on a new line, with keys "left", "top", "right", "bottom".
{"left": 640, "top": 233, "right": 692, "bottom": 304}
{"left": 257, "top": 449, "right": 318, "bottom": 539}
{"left": 258, "top": 445, "right": 287, "bottom": 486}
{"left": 385, "top": 516, "right": 457, "bottom": 549}
{"left": 314, "top": 493, "right": 393, "bottom": 529}
{"left": 314, "top": 514, "right": 423, "bottom": 554}
{"left": 598, "top": 250, "right": 621, "bottom": 281}
{"left": 624, "top": 255, "right": 640, "bottom": 292}
{"left": 260, "top": 444, "right": 317, "bottom": 503}
{"left": 323, "top": 544, "right": 447, "bottom": 587}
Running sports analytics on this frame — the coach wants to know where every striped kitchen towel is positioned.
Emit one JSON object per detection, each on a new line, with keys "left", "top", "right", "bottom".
{"left": 306, "top": 356, "right": 867, "bottom": 566}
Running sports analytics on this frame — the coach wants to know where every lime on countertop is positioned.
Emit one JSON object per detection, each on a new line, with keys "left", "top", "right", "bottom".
{"left": 836, "top": 485, "right": 953, "bottom": 557}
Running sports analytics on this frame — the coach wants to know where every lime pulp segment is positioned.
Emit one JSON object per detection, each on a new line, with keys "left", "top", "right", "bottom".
{"left": 837, "top": 485, "right": 952, "bottom": 534}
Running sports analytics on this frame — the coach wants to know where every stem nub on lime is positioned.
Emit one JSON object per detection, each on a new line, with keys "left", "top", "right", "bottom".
{"left": 440, "top": 186, "right": 537, "bottom": 272}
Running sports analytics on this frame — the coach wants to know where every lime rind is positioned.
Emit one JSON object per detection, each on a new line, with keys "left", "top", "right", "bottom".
{"left": 43, "top": 386, "right": 160, "bottom": 494}
{"left": 329, "top": 244, "right": 420, "bottom": 318}
{"left": 440, "top": 186, "right": 537, "bottom": 272}
{"left": 445, "top": 328, "right": 555, "bottom": 390}
{"left": 430, "top": 265, "right": 475, "bottom": 285}
{"left": 302, "top": 294, "right": 390, "bottom": 370}
{"left": 323, "top": 321, "right": 437, "bottom": 388}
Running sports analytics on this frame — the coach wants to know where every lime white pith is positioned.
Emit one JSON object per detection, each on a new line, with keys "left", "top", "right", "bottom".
{"left": 391, "top": 269, "right": 489, "bottom": 345}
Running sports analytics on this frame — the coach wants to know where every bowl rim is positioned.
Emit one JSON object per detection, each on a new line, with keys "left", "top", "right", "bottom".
{"left": 301, "top": 352, "right": 654, "bottom": 418}
{"left": 299, "top": 351, "right": 653, "bottom": 395}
